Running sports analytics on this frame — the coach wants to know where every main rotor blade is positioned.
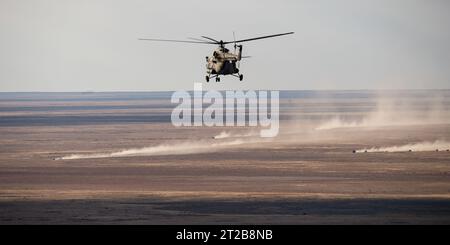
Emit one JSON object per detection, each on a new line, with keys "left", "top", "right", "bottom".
{"left": 223, "top": 32, "right": 294, "bottom": 44}
{"left": 138, "top": 38, "right": 216, "bottom": 44}
{"left": 200, "top": 36, "right": 220, "bottom": 43}
{"left": 187, "top": 37, "right": 209, "bottom": 42}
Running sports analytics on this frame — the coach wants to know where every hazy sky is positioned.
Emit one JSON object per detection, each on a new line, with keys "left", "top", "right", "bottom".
{"left": 1, "top": 0, "right": 449, "bottom": 91}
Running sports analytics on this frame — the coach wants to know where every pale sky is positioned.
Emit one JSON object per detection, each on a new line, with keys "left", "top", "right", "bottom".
{"left": 0, "top": 0, "right": 449, "bottom": 91}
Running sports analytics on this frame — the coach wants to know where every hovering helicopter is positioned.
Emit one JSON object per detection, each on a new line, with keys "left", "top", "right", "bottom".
{"left": 139, "top": 32, "right": 294, "bottom": 82}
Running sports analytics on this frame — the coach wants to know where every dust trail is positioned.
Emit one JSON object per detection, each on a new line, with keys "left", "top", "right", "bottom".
{"left": 213, "top": 131, "right": 259, "bottom": 139}
{"left": 315, "top": 118, "right": 369, "bottom": 130}
{"left": 356, "top": 140, "right": 450, "bottom": 153}
{"left": 315, "top": 113, "right": 447, "bottom": 130}
{"left": 212, "top": 131, "right": 256, "bottom": 139}
{"left": 56, "top": 139, "right": 248, "bottom": 160}
{"left": 315, "top": 92, "right": 450, "bottom": 130}
{"left": 213, "top": 131, "right": 231, "bottom": 139}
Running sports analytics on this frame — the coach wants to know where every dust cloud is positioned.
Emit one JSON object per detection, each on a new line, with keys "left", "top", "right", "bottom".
{"left": 356, "top": 140, "right": 450, "bottom": 153}
{"left": 315, "top": 91, "right": 449, "bottom": 130}
{"left": 212, "top": 131, "right": 256, "bottom": 139}
{"left": 56, "top": 139, "right": 248, "bottom": 160}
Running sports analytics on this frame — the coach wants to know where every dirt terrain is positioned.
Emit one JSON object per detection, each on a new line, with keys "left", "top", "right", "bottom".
{"left": 1, "top": 91, "right": 449, "bottom": 224}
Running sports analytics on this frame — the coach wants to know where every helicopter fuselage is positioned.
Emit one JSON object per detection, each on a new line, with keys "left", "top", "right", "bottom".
{"left": 206, "top": 46, "right": 242, "bottom": 76}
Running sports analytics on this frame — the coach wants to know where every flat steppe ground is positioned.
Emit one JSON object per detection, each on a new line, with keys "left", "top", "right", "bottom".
{"left": 0, "top": 91, "right": 449, "bottom": 224}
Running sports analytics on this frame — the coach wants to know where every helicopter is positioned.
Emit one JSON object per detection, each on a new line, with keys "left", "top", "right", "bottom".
{"left": 139, "top": 32, "right": 294, "bottom": 82}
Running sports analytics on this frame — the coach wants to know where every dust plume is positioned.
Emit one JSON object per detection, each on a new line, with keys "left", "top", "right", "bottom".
{"left": 56, "top": 139, "right": 249, "bottom": 160}
{"left": 356, "top": 140, "right": 450, "bottom": 153}
{"left": 213, "top": 131, "right": 231, "bottom": 139}
{"left": 315, "top": 91, "right": 450, "bottom": 130}
{"left": 212, "top": 131, "right": 256, "bottom": 139}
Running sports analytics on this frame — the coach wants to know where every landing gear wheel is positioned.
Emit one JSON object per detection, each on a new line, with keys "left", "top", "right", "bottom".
{"left": 239, "top": 74, "right": 244, "bottom": 81}
{"left": 216, "top": 77, "right": 220, "bottom": 82}
{"left": 205, "top": 76, "right": 209, "bottom": 82}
